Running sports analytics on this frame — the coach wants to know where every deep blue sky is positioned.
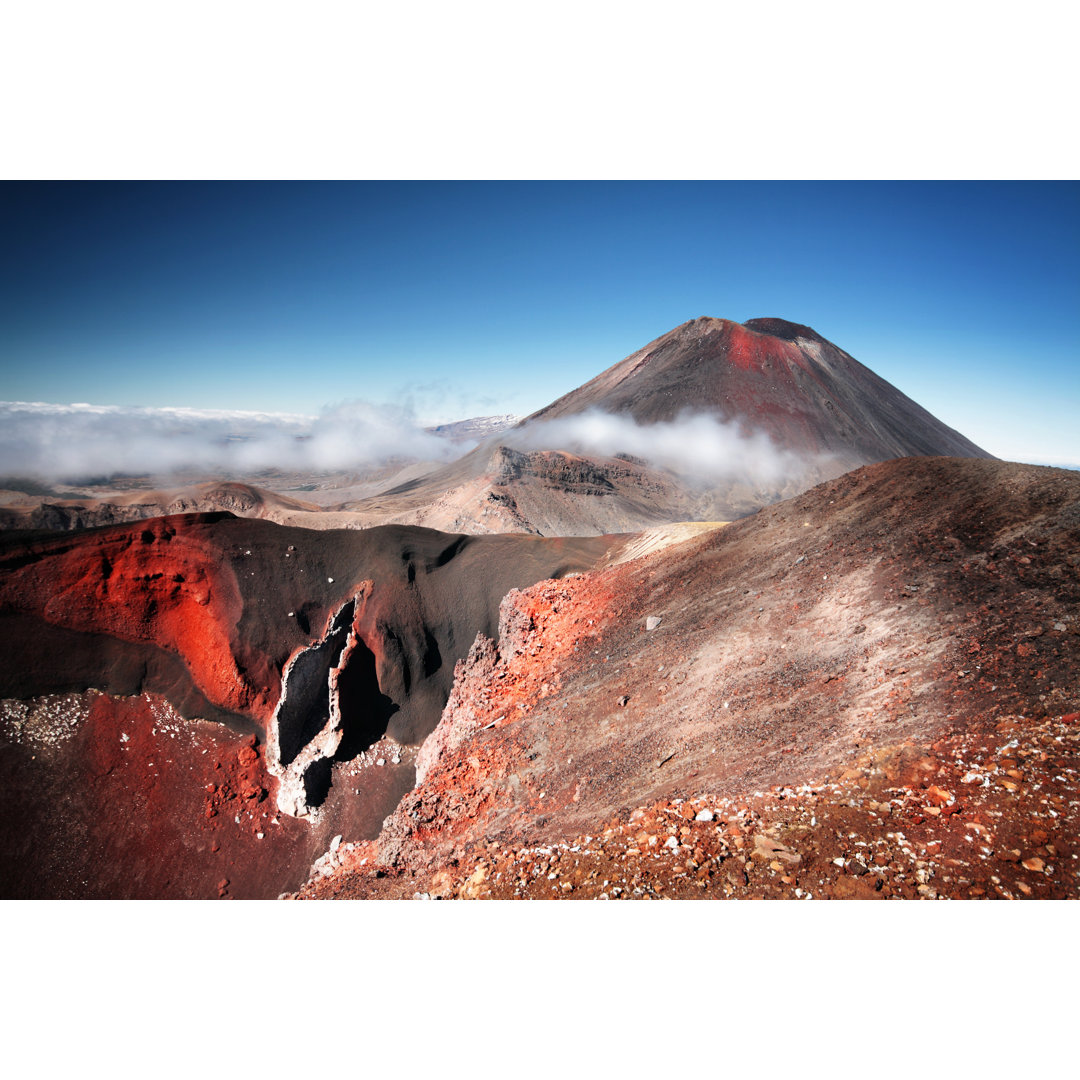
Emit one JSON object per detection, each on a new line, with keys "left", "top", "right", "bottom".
{"left": 1, "top": 181, "right": 1077, "bottom": 463}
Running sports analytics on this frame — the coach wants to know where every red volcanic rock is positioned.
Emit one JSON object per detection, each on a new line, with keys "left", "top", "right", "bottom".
{"left": 0, "top": 514, "right": 614, "bottom": 735}
{"left": 0, "top": 514, "right": 262, "bottom": 717}
{"left": 0, "top": 514, "right": 616, "bottom": 896}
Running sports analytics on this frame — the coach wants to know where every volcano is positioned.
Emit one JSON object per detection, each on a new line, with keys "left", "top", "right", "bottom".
{"left": 0, "top": 317, "right": 991, "bottom": 539}
{"left": 333, "top": 316, "right": 993, "bottom": 535}
{"left": 528, "top": 316, "right": 990, "bottom": 467}
{"left": 4, "top": 320, "right": 1071, "bottom": 903}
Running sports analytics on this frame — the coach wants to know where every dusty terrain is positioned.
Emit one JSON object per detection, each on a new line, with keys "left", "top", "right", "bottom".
{"left": 288, "top": 457, "right": 1079, "bottom": 900}
{"left": 2, "top": 457, "right": 1075, "bottom": 899}
{"left": 1, "top": 317, "right": 1067, "bottom": 902}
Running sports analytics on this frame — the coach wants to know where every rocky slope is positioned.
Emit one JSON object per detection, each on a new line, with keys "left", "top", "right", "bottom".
{"left": 289, "top": 457, "right": 1080, "bottom": 900}
{"left": 0, "top": 480, "right": 327, "bottom": 532}
{"left": 0, "top": 515, "right": 615, "bottom": 897}
{"left": 5, "top": 456, "right": 1073, "bottom": 900}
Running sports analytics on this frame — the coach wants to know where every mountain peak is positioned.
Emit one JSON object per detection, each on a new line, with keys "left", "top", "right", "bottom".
{"left": 526, "top": 315, "right": 991, "bottom": 467}
{"left": 742, "top": 317, "right": 825, "bottom": 343}
{"left": 666, "top": 316, "right": 825, "bottom": 345}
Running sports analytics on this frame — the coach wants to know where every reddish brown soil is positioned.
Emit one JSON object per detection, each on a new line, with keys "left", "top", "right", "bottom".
{"left": 0, "top": 687, "right": 429, "bottom": 899}
{"left": 299, "top": 710, "right": 1079, "bottom": 900}
{"left": 290, "top": 457, "right": 1080, "bottom": 900}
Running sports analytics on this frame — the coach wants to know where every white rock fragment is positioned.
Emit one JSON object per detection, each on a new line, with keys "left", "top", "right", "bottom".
{"left": 664, "top": 836, "right": 679, "bottom": 851}
{"left": 330, "top": 834, "right": 342, "bottom": 852}
{"left": 327, "top": 577, "right": 334, "bottom": 583}
{"left": 695, "top": 809, "right": 715, "bottom": 822}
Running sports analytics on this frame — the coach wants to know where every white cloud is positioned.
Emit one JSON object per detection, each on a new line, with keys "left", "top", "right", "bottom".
{"left": 0, "top": 400, "right": 462, "bottom": 480}
{"left": 505, "top": 408, "right": 818, "bottom": 487}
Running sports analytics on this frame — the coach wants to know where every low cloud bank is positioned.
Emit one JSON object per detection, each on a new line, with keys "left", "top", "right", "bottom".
{"left": 506, "top": 408, "right": 815, "bottom": 487}
{"left": 0, "top": 400, "right": 462, "bottom": 481}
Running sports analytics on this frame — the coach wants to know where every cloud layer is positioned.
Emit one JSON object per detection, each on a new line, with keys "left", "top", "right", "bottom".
{"left": 0, "top": 399, "right": 827, "bottom": 497}
{"left": 505, "top": 408, "right": 813, "bottom": 488}
{"left": 0, "top": 400, "right": 461, "bottom": 481}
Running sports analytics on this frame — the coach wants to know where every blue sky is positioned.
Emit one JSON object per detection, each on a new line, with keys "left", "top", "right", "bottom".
{"left": 1, "top": 180, "right": 1077, "bottom": 464}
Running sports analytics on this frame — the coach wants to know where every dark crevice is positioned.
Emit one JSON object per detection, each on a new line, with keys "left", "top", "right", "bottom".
{"left": 334, "top": 637, "right": 399, "bottom": 762}
{"left": 302, "top": 757, "right": 334, "bottom": 809}
{"left": 422, "top": 627, "right": 443, "bottom": 678}
{"left": 276, "top": 601, "right": 354, "bottom": 766}
{"left": 433, "top": 536, "right": 469, "bottom": 568}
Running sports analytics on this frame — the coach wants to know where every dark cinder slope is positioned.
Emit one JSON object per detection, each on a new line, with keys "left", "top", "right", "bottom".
{"left": 528, "top": 316, "right": 993, "bottom": 468}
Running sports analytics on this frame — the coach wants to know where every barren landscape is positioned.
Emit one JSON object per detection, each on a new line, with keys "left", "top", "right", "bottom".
{"left": 2, "top": 319, "right": 1075, "bottom": 900}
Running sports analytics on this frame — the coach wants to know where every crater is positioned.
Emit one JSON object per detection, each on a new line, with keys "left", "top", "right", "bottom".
{"left": 268, "top": 592, "right": 404, "bottom": 818}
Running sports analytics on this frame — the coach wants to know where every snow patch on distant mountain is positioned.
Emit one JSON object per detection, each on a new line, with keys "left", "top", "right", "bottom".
{"left": 427, "top": 415, "right": 522, "bottom": 441}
